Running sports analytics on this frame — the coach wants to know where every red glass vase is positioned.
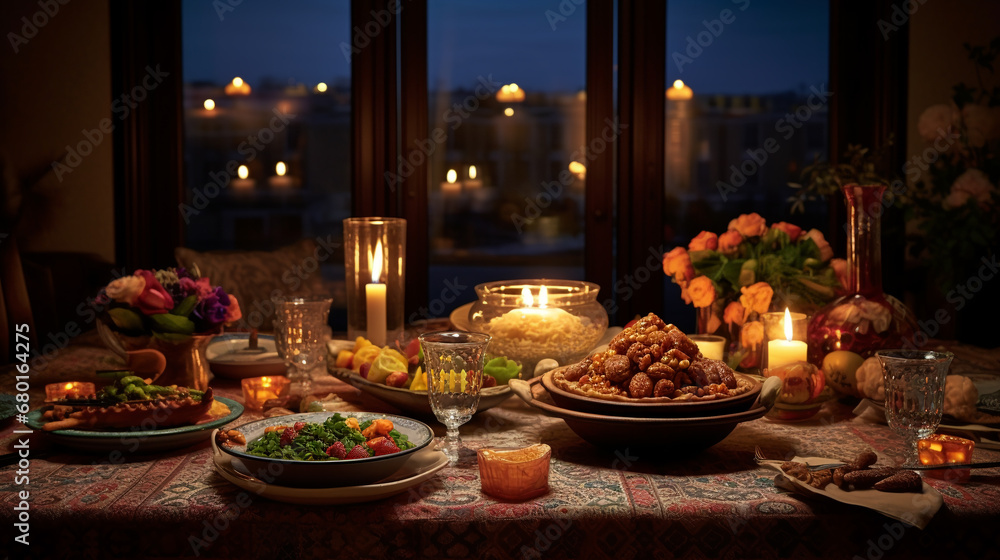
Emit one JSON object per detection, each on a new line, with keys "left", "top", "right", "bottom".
{"left": 807, "top": 184, "right": 918, "bottom": 364}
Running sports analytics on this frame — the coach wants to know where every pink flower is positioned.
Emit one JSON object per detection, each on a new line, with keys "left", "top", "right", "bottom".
{"left": 728, "top": 213, "right": 767, "bottom": 238}
{"left": 917, "top": 104, "right": 956, "bottom": 142}
{"left": 133, "top": 270, "right": 175, "bottom": 315}
{"left": 804, "top": 229, "right": 834, "bottom": 262}
{"left": 688, "top": 231, "right": 718, "bottom": 252}
{"left": 770, "top": 222, "right": 802, "bottom": 241}
{"left": 718, "top": 230, "right": 743, "bottom": 254}
{"left": 105, "top": 275, "right": 145, "bottom": 305}
{"left": 944, "top": 169, "right": 996, "bottom": 210}
{"left": 180, "top": 276, "right": 215, "bottom": 301}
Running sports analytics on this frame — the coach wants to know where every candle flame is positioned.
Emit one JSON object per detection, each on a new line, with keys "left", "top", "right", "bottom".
{"left": 538, "top": 285, "right": 549, "bottom": 308}
{"left": 65, "top": 382, "right": 73, "bottom": 390}
{"left": 275, "top": 161, "right": 287, "bottom": 176}
{"left": 521, "top": 286, "right": 534, "bottom": 307}
{"left": 446, "top": 169, "right": 457, "bottom": 183}
{"left": 468, "top": 165, "right": 477, "bottom": 179}
{"left": 370, "top": 240, "right": 383, "bottom": 283}
{"left": 238, "top": 165, "right": 249, "bottom": 179}
{"left": 261, "top": 377, "right": 271, "bottom": 388}
{"left": 784, "top": 308, "right": 793, "bottom": 342}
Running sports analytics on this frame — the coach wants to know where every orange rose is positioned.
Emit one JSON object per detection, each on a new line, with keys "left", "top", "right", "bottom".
{"left": 687, "top": 276, "right": 716, "bottom": 308}
{"left": 723, "top": 301, "right": 746, "bottom": 326}
{"left": 804, "top": 229, "right": 834, "bottom": 261}
{"left": 740, "top": 321, "right": 764, "bottom": 351}
{"left": 688, "top": 231, "right": 718, "bottom": 252}
{"left": 770, "top": 222, "right": 802, "bottom": 241}
{"left": 679, "top": 282, "right": 693, "bottom": 305}
{"left": 728, "top": 213, "right": 767, "bottom": 238}
{"left": 831, "top": 258, "right": 849, "bottom": 292}
{"left": 718, "top": 230, "right": 743, "bottom": 254}
{"left": 739, "top": 282, "right": 774, "bottom": 321}
{"left": 662, "top": 247, "right": 695, "bottom": 282}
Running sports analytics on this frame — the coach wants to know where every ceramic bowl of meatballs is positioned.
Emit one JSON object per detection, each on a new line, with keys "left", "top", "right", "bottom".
{"left": 543, "top": 313, "right": 761, "bottom": 418}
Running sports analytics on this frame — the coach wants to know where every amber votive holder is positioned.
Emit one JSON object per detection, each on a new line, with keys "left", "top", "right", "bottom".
{"left": 241, "top": 376, "right": 291, "bottom": 411}
{"left": 45, "top": 382, "right": 95, "bottom": 401}
{"left": 478, "top": 443, "right": 551, "bottom": 501}
{"left": 918, "top": 433, "right": 976, "bottom": 482}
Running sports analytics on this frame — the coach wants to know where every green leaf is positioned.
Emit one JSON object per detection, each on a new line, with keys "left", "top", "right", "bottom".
{"left": 108, "top": 308, "right": 144, "bottom": 331}
{"left": 720, "top": 258, "right": 745, "bottom": 288}
{"left": 171, "top": 295, "right": 198, "bottom": 317}
{"left": 149, "top": 313, "right": 195, "bottom": 335}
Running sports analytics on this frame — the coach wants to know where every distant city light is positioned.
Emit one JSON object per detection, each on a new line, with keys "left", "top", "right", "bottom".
{"left": 504, "top": 107, "right": 514, "bottom": 117}
{"left": 316, "top": 82, "right": 328, "bottom": 93}
{"left": 275, "top": 161, "right": 287, "bottom": 176}
{"left": 667, "top": 79, "right": 693, "bottom": 100}
{"left": 226, "top": 77, "right": 251, "bottom": 96}
{"left": 233, "top": 77, "right": 244, "bottom": 88}
{"left": 468, "top": 165, "right": 477, "bottom": 179}
{"left": 568, "top": 161, "right": 586, "bottom": 179}
{"left": 446, "top": 169, "right": 457, "bottom": 183}
{"left": 496, "top": 83, "right": 526, "bottom": 103}
{"left": 203, "top": 99, "right": 215, "bottom": 110}
{"left": 673, "top": 80, "right": 684, "bottom": 90}
{"left": 238, "top": 165, "right": 249, "bottom": 179}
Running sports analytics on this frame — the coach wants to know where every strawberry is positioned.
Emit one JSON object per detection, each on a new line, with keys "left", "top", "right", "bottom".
{"left": 326, "top": 441, "right": 347, "bottom": 459}
{"left": 368, "top": 436, "right": 401, "bottom": 456}
{"left": 279, "top": 427, "right": 297, "bottom": 447}
{"left": 345, "top": 444, "right": 371, "bottom": 460}
{"left": 293, "top": 422, "right": 306, "bottom": 432}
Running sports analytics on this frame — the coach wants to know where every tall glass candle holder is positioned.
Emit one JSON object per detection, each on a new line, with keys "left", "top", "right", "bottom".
{"left": 344, "top": 217, "right": 406, "bottom": 347}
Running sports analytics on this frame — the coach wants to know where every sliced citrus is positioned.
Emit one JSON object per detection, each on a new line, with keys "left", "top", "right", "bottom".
{"left": 368, "top": 348, "right": 408, "bottom": 384}
{"left": 351, "top": 344, "right": 381, "bottom": 373}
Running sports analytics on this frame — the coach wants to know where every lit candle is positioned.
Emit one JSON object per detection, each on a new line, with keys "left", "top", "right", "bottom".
{"left": 45, "top": 382, "right": 95, "bottom": 401}
{"left": 366, "top": 239, "right": 387, "bottom": 347}
{"left": 231, "top": 164, "right": 255, "bottom": 190}
{"left": 268, "top": 161, "right": 294, "bottom": 189}
{"left": 241, "top": 375, "right": 290, "bottom": 411}
{"left": 441, "top": 169, "right": 461, "bottom": 195}
{"left": 767, "top": 308, "right": 808, "bottom": 370}
{"left": 690, "top": 335, "right": 725, "bottom": 361}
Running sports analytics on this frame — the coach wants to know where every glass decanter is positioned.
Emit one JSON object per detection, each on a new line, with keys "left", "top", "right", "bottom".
{"left": 807, "top": 184, "right": 918, "bottom": 365}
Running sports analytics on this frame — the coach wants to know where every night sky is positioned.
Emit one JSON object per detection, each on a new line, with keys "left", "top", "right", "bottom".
{"left": 183, "top": 0, "right": 828, "bottom": 95}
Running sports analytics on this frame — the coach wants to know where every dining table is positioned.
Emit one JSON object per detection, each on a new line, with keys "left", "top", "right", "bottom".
{"left": 1, "top": 330, "right": 999, "bottom": 560}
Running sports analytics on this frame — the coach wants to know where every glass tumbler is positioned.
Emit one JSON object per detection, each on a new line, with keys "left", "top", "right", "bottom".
{"left": 876, "top": 349, "right": 954, "bottom": 467}
{"left": 273, "top": 296, "right": 333, "bottom": 397}
{"left": 419, "top": 331, "right": 491, "bottom": 464}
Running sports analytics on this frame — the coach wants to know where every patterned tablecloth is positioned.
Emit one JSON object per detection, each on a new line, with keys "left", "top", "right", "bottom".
{"left": 1, "top": 336, "right": 1000, "bottom": 559}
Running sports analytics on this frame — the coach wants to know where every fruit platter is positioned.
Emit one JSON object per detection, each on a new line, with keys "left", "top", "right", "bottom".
{"left": 326, "top": 336, "right": 516, "bottom": 416}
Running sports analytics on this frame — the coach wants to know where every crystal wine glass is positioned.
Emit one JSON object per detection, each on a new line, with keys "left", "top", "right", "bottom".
{"left": 419, "top": 331, "right": 491, "bottom": 464}
{"left": 273, "top": 296, "right": 333, "bottom": 398}
{"left": 876, "top": 349, "right": 954, "bottom": 467}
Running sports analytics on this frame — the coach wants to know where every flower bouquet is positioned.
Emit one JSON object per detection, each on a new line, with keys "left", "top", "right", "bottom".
{"left": 662, "top": 213, "right": 843, "bottom": 369}
{"left": 97, "top": 268, "right": 242, "bottom": 389}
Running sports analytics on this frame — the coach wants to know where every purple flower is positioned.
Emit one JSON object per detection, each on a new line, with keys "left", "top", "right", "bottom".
{"left": 193, "top": 287, "right": 231, "bottom": 328}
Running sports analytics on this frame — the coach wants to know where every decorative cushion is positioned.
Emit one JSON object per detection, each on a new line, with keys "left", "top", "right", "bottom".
{"left": 175, "top": 239, "right": 329, "bottom": 332}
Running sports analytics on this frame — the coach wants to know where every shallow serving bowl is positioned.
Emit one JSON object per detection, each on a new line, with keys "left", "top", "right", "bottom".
{"left": 510, "top": 377, "right": 778, "bottom": 453}
{"left": 217, "top": 411, "right": 434, "bottom": 488}
{"left": 540, "top": 367, "right": 762, "bottom": 418}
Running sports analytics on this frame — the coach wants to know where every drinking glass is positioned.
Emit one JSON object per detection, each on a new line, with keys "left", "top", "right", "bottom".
{"left": 273, "top": 296, "right": 333, "bottom": 397}
{"left": 876, "top": 349, "right": 954, "bottom": 467}
{"left": 419, "top": 331, "right": 491, "bottom": 463}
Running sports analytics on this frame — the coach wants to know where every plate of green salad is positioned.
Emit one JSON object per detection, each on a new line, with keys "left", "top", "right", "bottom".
{"left": 216, "top": 411, "right": 434, "bottom": 488}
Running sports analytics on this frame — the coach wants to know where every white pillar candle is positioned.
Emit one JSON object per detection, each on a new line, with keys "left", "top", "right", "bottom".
{"left": 767, "top": 308, "right": 807, "bottom": 369}
{"left": 366, "top": 240, "right": 387, "bottom": 347}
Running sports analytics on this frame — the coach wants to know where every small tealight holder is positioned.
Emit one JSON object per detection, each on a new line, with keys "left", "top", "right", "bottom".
{"left": 919, "top": 433, "right": 976, "bottom": 482}
{"left": 689, "top": 334, "right": 726, "bottom": 361}
{"left": 344, "top": 217, "right": 407, "bottom": 346}
{"left": 241, "top": 376, "right": 291, "bottom": 411}
{"left": 45, "top": 382, "right": 95, "bottom": 401}
{"left": 761, "top": 309, "right": 809, "bottom": 372}
{"left": 478, "top": 443, "right": 551, "bottom": 501}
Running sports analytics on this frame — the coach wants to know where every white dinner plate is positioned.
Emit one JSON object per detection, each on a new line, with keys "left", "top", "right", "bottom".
{"left": 211, "top": 434, "right": 449, "bottom": 504}
{"left": 207, "top": 333, "right": 287, "bottom": 379}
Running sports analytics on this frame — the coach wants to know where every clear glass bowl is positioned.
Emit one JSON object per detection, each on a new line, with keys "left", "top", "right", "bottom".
{"left": 468, "top": 280, "right": 608, "bottom": 377}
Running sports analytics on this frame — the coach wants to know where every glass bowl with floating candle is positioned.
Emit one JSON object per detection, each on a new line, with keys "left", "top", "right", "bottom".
{"left": 468, "top": 280, "right": 608, "bottom": 378}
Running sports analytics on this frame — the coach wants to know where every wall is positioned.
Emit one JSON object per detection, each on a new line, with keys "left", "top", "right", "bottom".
{"left": 0, "top": 0, "right": 114, "bottom": 263}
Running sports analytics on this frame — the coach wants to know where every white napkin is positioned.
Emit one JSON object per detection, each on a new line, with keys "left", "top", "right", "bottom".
{"left": 215, "top": 351, "right": 281, "bottom": 363}
{"left": 760, "top": 455, "right": 943, "bottom": 530}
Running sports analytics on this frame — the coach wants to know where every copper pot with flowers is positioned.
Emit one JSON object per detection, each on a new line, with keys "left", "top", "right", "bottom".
{"left": 96, "top": 267, "right": 242, "bottom": 390}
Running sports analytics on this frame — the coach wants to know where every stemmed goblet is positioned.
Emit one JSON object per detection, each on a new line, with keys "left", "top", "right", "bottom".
{"left": 419, "top": 331, "right": 491, "bottom": 464}
{"left": 273, "top": 296, "right": 333, "bottom": 398}
{"left": 876, "top": 349, "right": 954, "bottom": 467}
